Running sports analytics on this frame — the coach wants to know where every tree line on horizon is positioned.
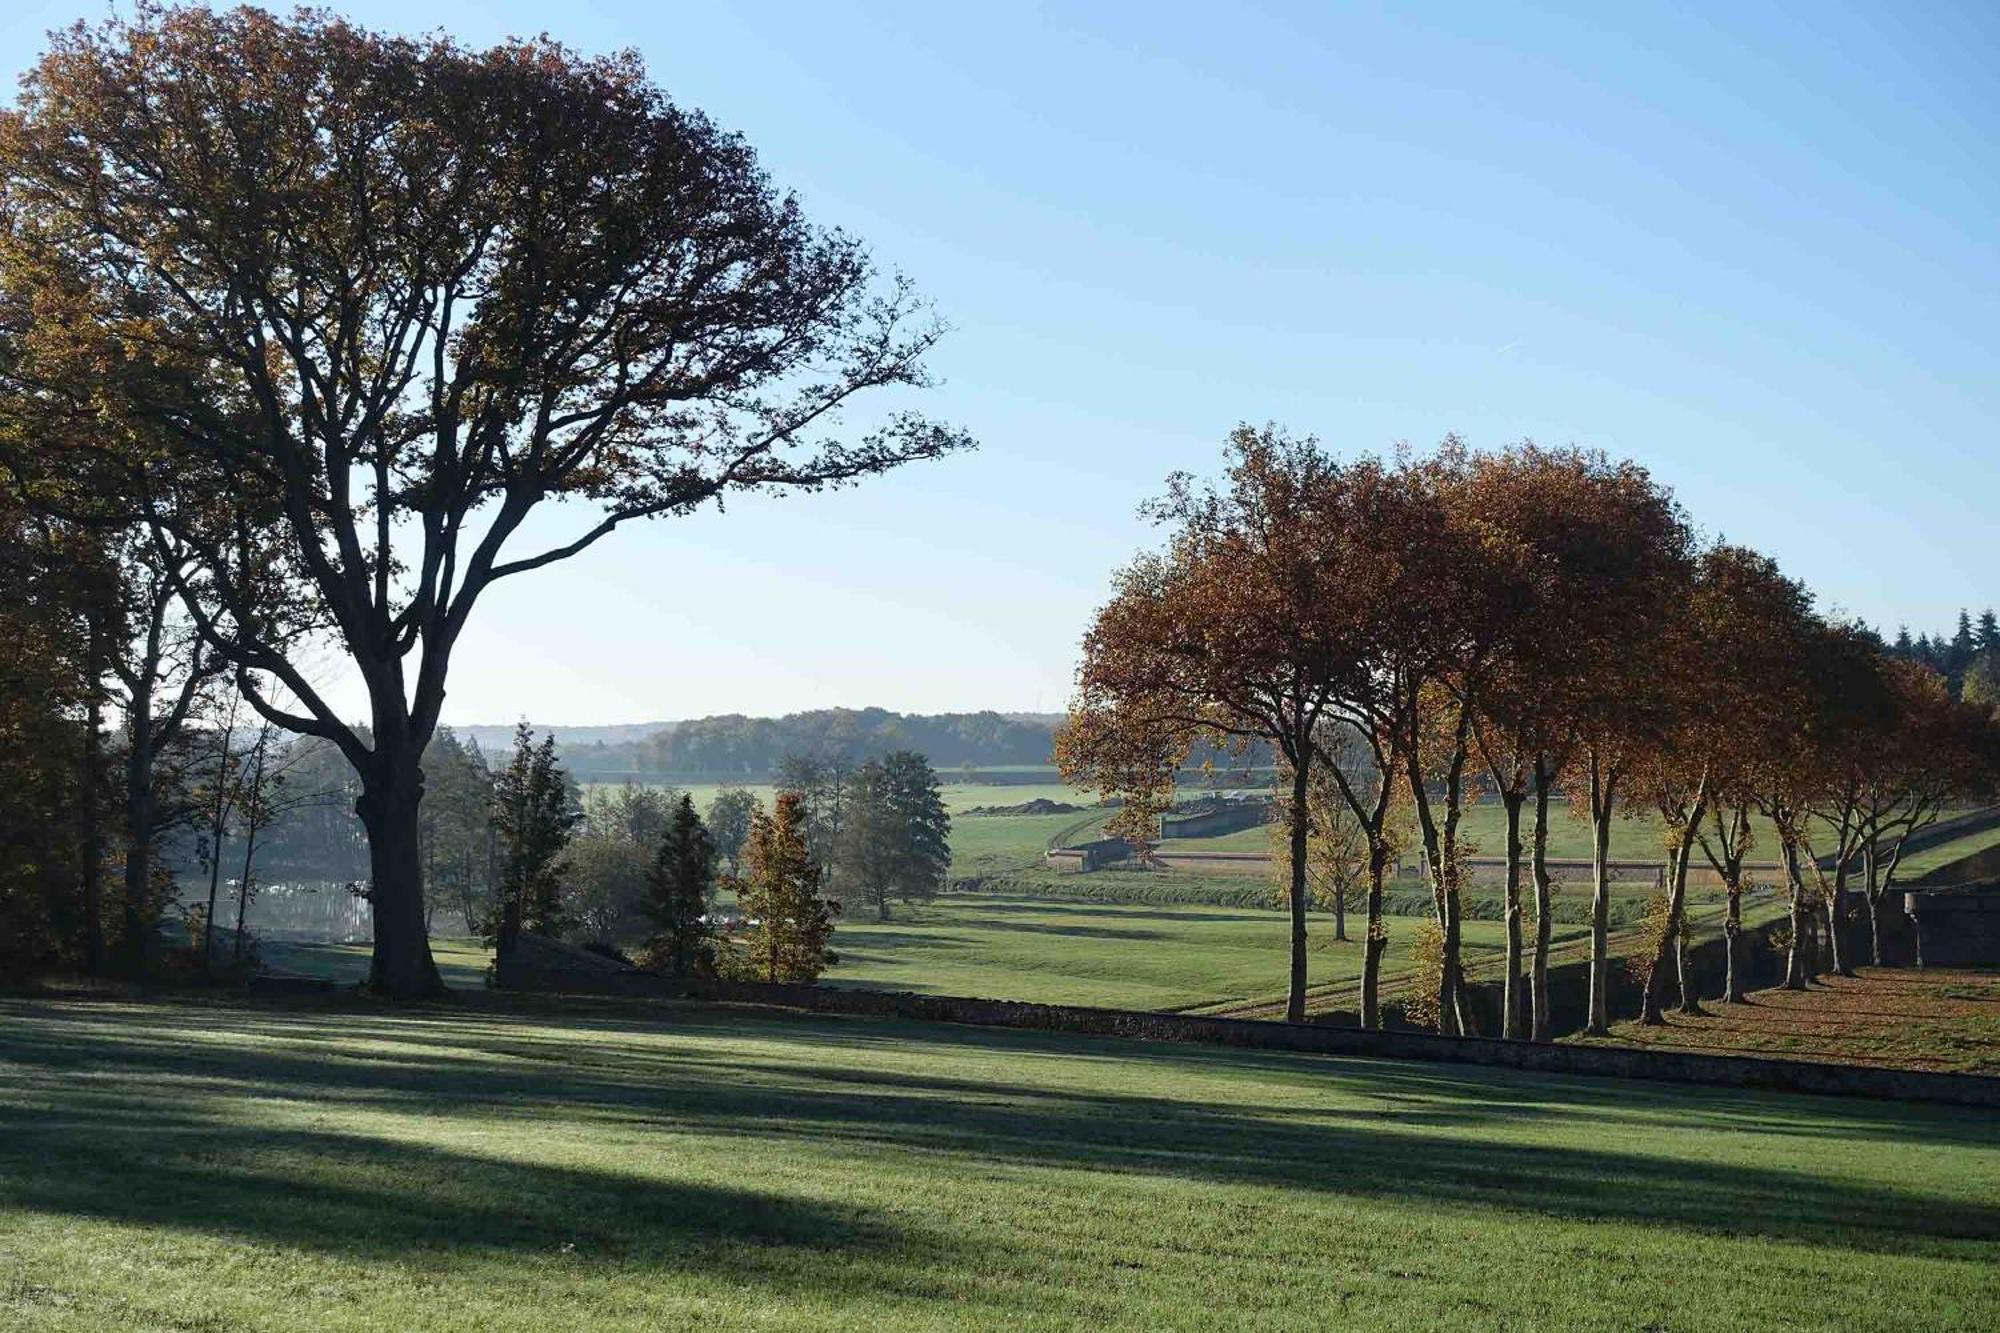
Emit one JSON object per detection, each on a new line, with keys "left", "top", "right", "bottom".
{"left": 1060, "top": 427, "right": 2000, "bottom": 1039}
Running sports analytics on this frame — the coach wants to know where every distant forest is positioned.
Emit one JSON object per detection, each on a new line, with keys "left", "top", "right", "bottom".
{"left": 466, "top": 709, "right": 1072, "bottom": 779}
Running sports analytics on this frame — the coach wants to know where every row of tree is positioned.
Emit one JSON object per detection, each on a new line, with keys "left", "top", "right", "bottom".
{"left": 480, "top": 736, "right": 949, "bottom": 982}
{"left": 1060, "top": 428, "right": 2000, "bottom": 1038}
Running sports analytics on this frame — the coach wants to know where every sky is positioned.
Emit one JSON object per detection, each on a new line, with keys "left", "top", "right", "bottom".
{"left": 3, "top": 2, "right": 1996, "bottom": 727}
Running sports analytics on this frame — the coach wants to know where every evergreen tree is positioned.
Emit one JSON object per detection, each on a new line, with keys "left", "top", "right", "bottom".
{"left": 490, "top": 724, "right": 578, "bottom": 949}
{"left": 1977, "top": 609, "right": 2000, "bottom": 655}
{"left": 837, "top": 751, "right": 951, "bottom": 920}
{"left": 420, "top": 727, "right": 496, "bottom": 936}
{"left": 737, "top": 791, "right": 838, "bottom": 983}
{"left": 641, "top": 796, "right": 716, "bottom": 976}
{"left": 1891, "top": 625, "right": 1914, "bottom": 658}
{"left": 1947, "top": 609, "right": 1976, "bottom": 687}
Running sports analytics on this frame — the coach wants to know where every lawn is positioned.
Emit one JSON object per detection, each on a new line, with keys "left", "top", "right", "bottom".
{"left": 0, "top": 994, "right": 1992, "bottom": 1331}
{"left": 827, "top": 895, "right": 1573, "bottom": 1011}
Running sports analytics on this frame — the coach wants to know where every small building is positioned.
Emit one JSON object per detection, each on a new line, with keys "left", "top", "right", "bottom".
{"left": 1046, "top": 838, "right": 1132, "bottom": 873}
{"left": 1158, "top": 798, "right": 1271, "bottom": 840}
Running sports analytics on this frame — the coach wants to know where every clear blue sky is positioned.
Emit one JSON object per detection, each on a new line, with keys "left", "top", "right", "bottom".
{"left": 5, "top": 2, "right": 1995, "bottom": 726}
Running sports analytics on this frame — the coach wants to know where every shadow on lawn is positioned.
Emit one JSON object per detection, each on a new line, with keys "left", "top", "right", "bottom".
{"left": 0, "top": 996, "right": 1994, "bottom": 1268}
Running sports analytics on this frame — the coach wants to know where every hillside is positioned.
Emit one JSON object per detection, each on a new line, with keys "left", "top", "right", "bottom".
{"left": 457, "top": 709, "right": 1070, "bottom": 778}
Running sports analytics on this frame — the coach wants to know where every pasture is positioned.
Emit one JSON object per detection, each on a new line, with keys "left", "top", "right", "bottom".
{"left": 0, "top": 995, "right": 1992, "bottom": 1332}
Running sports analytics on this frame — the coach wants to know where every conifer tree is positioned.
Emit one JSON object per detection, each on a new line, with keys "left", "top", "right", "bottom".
{"left": 642, "top": 796, "right": 717, "bottom": 976}
{"left": 490, "top": 725, "right": 578, "bottom": 949}
{"left": 738, "top": 792, "right": 838, "bottom": 983}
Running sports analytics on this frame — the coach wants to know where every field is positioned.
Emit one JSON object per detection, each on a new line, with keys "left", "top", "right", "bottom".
{"left": 1898, "top": 824, "right": 2000, "bottom": 880}
{"left": 0, "top": 994, "right": 1993, "bottom": 1332}
{"left": 828, "top": 896, "right": 1583, "bottom": 1011}
{"left": 262, "top": 895, "right": 1569, "bottom": 1016}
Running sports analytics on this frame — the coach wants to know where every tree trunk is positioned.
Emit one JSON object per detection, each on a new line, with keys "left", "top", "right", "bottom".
{"left": 78, "top": 640, "right": 106, "bottom": 975}
{"left": 1530, "top": 761, "right": 1554, "bottom": 1043}
{"left": 1361, "top": 841, "right": 1386, "bottom": 1029}
{"left": 354, "top": 750, "right": 446, "bottom": 998}
{"left": 121, "top": 679, "right": 156, "bottom": 980}
{"left": 1284, "top": 755, "right": 1311, "bottom": 1024}
{"left": 1642, "top": 830, "right": 1700, "bottom": 1024}
{"left": 1863, "top": 842, "right": 1882, "bottom": 968}
{"left": 1722, "top": 877, "right": 1746, "bottom": 1003}
{"left": 1585, "top": 761, "right": 1613, "bottom": 1037}
{"left": 1826, "top": 860, "right": 1854, "bottom": 978}
{"left": 233, "top": 814, "right": 257, "bottom": 963}
{"left": 1781, "top": 836, "right": 1809, "bottom": 990}
{"left": 1333, "top": 881, "right": 1347, "bottom": 942}
{"left": 1500, "top": 787, "right": 1524, "bottom": 1040}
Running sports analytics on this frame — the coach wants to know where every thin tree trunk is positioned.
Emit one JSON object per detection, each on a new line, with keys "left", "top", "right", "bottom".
{"left": 1530, "top": 760, "right": 1555, "bottom": 1043}
{"left": 1826, "top": 859, "right": 1854, "bottom": 978}
{"left": 201, "top": 711, "right": 236, "bottom": 972}
{"left": 355, "top": 747, "right": 446, "bottom": 998}
{"left": 1333, "top": 880, "right": 1347, "bottom": 942}
{"left": 1781, "top": 834, "right": 1810, "bottom": 990}
{"left": 1862, "top": 841, "right": 1881, "bottom": 967}
{"left": 1723, "top": 874, "right": 1747, "bottom": 1003}
{"left": 78, "top": 624, "right": 106, "bottom": 975}
{"left": 121, "top": 678, "right": 155, "bottom": 979}
{"left": 1585, "top": 756, "right": 1614, "bottom": 1037}
{"left": 1285, "top": 753, "right": 1311, "bottom": 1024}
{"left": 1500, "top": 787, "right": 1524, "bottom": 1040}
{"left": 232, "top": 809, "right": 257, "bottom": 963}
{"left": 1361, "top": 841, "right": 1386, "bottom": 1030}
{"left": 1642, "top": 803, "right": 1703, "bottom": 1023}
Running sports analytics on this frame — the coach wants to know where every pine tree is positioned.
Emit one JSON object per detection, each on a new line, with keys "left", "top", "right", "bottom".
{"left": 1892, "top": 625, "right": 1914, "bottom": 658}
{"left": 489, "top": 724, "right": 578, "bottom": 949}
{"left": 641, "top": 795, "right": 716, "bottom": 976}
{"left": 1947, "top": 609, "right": 1976, "bottom": 686}
{"left": 1977, "top": 609, "right": 2000, "bottom": 655}
{"left": 737, "top": 791, "right": 838, "bottom": 983}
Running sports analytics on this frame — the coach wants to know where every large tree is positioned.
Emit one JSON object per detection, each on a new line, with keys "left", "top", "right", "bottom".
{"left": 838, "top": 750, "right": 951, "bottom": 921}
{"left": 0, "top": 7, "right": 968, "bottom": 995}
{"left": 1059, "top": 426, "right": 1371, "bottom": 1023}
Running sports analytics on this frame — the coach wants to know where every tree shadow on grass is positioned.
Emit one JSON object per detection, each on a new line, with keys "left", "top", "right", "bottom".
{"left": 2, "top": 997, "right": 1996, "bottom": 1268}
{"left": 0, "top": 1096, "right": 977, "bottom": 1311}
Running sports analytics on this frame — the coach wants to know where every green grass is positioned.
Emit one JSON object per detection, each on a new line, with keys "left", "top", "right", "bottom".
{"left": 249, "top": 897, "right": 1561, "bottom": 1016}
{"left": 0, "top": 994, "right": 1992, "bottom": 1331}
{"left": 1898, "top": 823, "right": 2000, "bottom": 880}
{"left": 828, "top": 894, "right": 1579, "bottom": 1010}
{"left": 261, "top": 936, "right": 493, "bottom": 989}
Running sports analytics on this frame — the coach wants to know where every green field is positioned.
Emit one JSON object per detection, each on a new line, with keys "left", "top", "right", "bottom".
{"left": 828, "top": 895, "right": 1578, "bottom": 1011}
{"left": 260, "top": 895, "right": 1559, "bottom": 1016}
{"left": 1897, "top": 823, "right": 2000, "bottom": 880}
{"left": 0, "top": 995, "right": 1992, "bottom": 1331}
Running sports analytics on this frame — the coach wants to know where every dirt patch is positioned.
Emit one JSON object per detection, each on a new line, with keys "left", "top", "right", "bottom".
{"left": 965, "top": 798, "right": 1083, "bottom": 816}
